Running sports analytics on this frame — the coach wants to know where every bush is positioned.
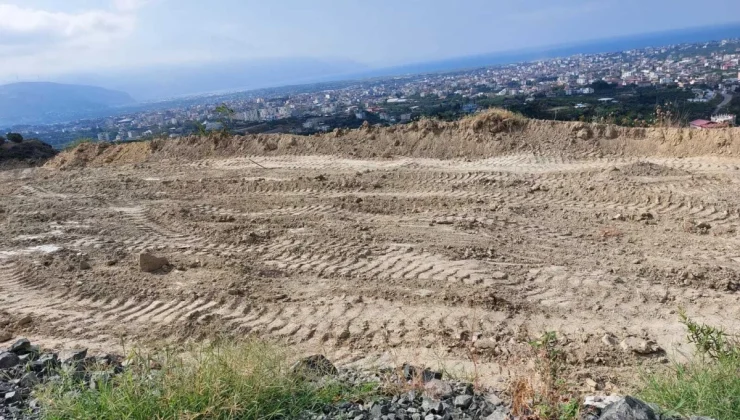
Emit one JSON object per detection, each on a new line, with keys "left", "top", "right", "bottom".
{"left": 38, "top": 341, "right": 378, "bottom": 420}
{"left": 7, "top": 133, "right": 23, "bottom": 143}
{"left": 639, "top": 313, "right": 740, "bottom": 420}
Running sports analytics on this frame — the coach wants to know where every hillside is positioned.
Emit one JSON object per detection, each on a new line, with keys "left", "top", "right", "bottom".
{"left": 0, "top": 82, "right": 135, "bottom": 126}
{"left": 47, "top": 109, "right": 740, "bottom": 169}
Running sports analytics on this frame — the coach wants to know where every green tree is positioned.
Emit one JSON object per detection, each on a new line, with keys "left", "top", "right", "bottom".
{"left": 0, "top": 136, "right": 5, "bottom": 146}
{"left": 6, "top": 133, "right": 23, "bottom": 143}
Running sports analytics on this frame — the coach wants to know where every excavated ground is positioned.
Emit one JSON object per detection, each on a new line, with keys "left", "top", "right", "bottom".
{"left": 3, "top": 116, "right": 740, "bottom": 392}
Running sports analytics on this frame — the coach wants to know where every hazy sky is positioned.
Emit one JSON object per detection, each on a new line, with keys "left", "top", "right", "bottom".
{"left": 1, "top": 0, "right": 740, "bottom": 82}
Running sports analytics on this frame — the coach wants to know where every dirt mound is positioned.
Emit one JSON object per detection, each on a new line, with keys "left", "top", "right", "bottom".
{"left": 618, "top": 161, "right": 691, "bottom": 177}
{"left": 45, "top": 109, "right": 740, "bottom": 169}
{"left": 45, "top": 141, "right": 152, "bottom": 170}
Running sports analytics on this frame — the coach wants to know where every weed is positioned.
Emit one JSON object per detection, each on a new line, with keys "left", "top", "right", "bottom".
{"left": 37, "top": 340, "right": 379, "bottom": 420}
{"left": 511, "top": 332, "right": 579, "bottom": 420}
{"left": 639, "top": 314, "right": 740, "bottom": 420}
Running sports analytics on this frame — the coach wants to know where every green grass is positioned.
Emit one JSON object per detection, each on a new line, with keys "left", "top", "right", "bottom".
{"left": 639, "top": 355, "right": 740, "bottom": 420}
{"left": 38, "top": 341, "right": 378, "bottom": 420}
{"left": 639, "top": 313, "right": 740, "bottom": 420}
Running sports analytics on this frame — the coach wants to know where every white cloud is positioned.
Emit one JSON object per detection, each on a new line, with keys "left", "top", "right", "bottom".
{"left": 113, "top": 0, "right": 151, "bottom": 12}
{"left": 0, "top": 2, "right": 149, "bottom": 78}
{"left": 0, "top": 4, "right": 134, "bottom": 45}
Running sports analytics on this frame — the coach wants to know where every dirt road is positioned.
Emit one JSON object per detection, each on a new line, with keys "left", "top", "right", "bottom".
{"left": 2, "top": 143, "right": 740, "bottom": 387}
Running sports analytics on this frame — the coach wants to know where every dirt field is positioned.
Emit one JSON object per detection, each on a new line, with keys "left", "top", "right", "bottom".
{"left": 2, "top": 114, "right": 740, "bottom": 391}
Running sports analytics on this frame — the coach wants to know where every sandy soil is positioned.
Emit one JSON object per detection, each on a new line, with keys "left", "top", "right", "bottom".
{"left": 3, "top": 115, "right": 740, "bottom": 392}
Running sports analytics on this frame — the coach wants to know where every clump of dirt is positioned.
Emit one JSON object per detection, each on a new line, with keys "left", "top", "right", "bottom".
{"left": 618, "top": 161, "right": 691, "bottom": 177}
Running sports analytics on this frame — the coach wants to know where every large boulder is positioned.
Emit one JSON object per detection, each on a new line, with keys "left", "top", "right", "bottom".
{"left": 139, "top": 252, "right": 169, "bottom": 273}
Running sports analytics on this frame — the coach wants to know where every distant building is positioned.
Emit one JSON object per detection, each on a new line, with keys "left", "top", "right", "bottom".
{"left": 97, "top": 133, "right": 110, "bottom": 142}
{"left": 712, "top": 114, "right": 736, "bottom": 126}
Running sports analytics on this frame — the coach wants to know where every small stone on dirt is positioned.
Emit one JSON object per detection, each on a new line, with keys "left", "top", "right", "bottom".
{"left": 0, "top": 330, "right": 11, "bottom": 343}
{"left": 423, "top": 379, "right": 453, "bottom": 399}
{"left": 139, "top": 252, "right": 169, "bottom": 273}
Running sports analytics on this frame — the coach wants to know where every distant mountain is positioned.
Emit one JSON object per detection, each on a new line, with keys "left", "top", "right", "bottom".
{"left": 54, "top": 57, "right": 368, "bottom": 101}
{"left": 0, "top": 82, "right": 135, "bottom": 126}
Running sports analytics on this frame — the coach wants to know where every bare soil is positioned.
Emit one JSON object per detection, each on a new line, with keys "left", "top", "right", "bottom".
{"left": 3, "top": 113, "right": 740, "bottom": 392}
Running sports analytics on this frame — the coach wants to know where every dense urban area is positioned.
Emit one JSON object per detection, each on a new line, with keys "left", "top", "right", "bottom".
{"left": 7, "top": 38, "right": 740, "bottom": 149}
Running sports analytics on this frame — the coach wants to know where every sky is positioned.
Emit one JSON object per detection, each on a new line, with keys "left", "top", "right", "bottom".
{"left": 1, "top": 0, "right": 740, "bottom": 83}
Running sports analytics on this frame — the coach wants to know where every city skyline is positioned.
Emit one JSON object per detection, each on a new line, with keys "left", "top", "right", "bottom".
{"left": 1, "top": 0, "right": 740, "bottom": 84}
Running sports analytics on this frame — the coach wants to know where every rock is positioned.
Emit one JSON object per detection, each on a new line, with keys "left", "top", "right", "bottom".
{"left": 19, "top": 372, "right": 38, "bottom": 388}
{"left": 139, "top": 252, "right": 169, "bottom": 273}
{"left": 60, "top": 349, "right": 88, "bottom": 364}
{"left": 79, "top": 260, "right": 92, "bottom": 270}
{"left": 369, "top": 403, "right": 389, "bottom": 419}
{"left": 585, "top": 378, "right": 598, "bottom": 390}
{"left": 491, "top": 272, "right": 508, "bottom": 280}
{"left": 0, "top": 330, "right": 11, "bottom": 343}
{"left": 403, "top": 364, "right": 442, "bottom": 382}
{"left": 696, "top": 222, "right": 711, "bottom": 230}
{"left": 599, "top": 396, "right": 657, "bottom": 420}
{"left": 484, "top": 408, "right": 509, "bottom": 420}
{"left": 601, "top": 334, "right": 619, "bottom": 347}
{"left": 9, "top": 338, "right": 34, "bottom": 355}
{"left": 423, "top": 379, "right": 453, "bottom": 399}
{"left": 486, "top": 394, "right": 503, "bottom": 407}
{"left": 619, "top": 337, "right": 661, "bottom": 355}
{"left": 0, "top": 352, "right": 20, "bottom": 369}
{"left": 612, "top": 214, "right": 626, "bottom": 221}
{"left": 4, "top": 390, "right": 20, "bottom": 403}
{"left": 454, "top": 395, "right": 473, "bottom": 408}
{"left": 421, "top": 398, "right": 444, "bottom": 414}
{"left": 291, "top": 355, "right": 338, "bottom": 377}
{"left": 584, "top": 395, "right": 623, "bottom": 410}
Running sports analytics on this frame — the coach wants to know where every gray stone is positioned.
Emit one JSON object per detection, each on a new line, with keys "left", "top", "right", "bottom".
{"left": 486, "top": 394, "right": 503, "bottom": 407}
{"left": 0, "top": 330, "right": 11, "bottom": 343}
{"left": 484, "top": 409, "right": 508, "bottom": 420}
{"left": 0, "top": 352, "right": 20, "bottom": 369}
{"left": 370, "top": 403, "right": 390, "bottom": 419}
{"left": 60, "top": 348, "right": 88, "bottom": 364}
{"left": 421, "top": 398, "right": 444, "bottom": 414}
{"left": 454, "top": 395, "right": 473, "bottom": 409}
{"left": 599, "top": 396, "right": 657, "bottom": 420}
{"left": 9, "top": 338, "right": 33, "bottom": 355}
{"left": 4, "top": 390, "right": 20, "bottom": 403}
{"left": 139, "top": 252, "right": 169, "bottom": 273}
{"left": 411, "top": 414, "right": 421, "bottom": 420}
{"left": 19, "top": 372, "right": 38, "bottom": 388}
{"left": 423, "top": 379, "right": 454, "bottom": 399}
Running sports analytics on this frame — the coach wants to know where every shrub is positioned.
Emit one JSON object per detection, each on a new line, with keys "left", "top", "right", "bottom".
{"left": 7, "top": 132, "right": 23, "bottom": 143}
{"left": 0, "top": 136, "right": 5, "bottom": 145}
{"left": 38, "top": 341, "right": 378, "bottom": 420}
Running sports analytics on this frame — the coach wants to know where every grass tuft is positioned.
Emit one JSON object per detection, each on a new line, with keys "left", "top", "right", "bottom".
{"left": 639, "top": 313, "right": 740, "bottom": 420}
{"left": 38, "top": 341, "right": 378, "bottom": 420}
